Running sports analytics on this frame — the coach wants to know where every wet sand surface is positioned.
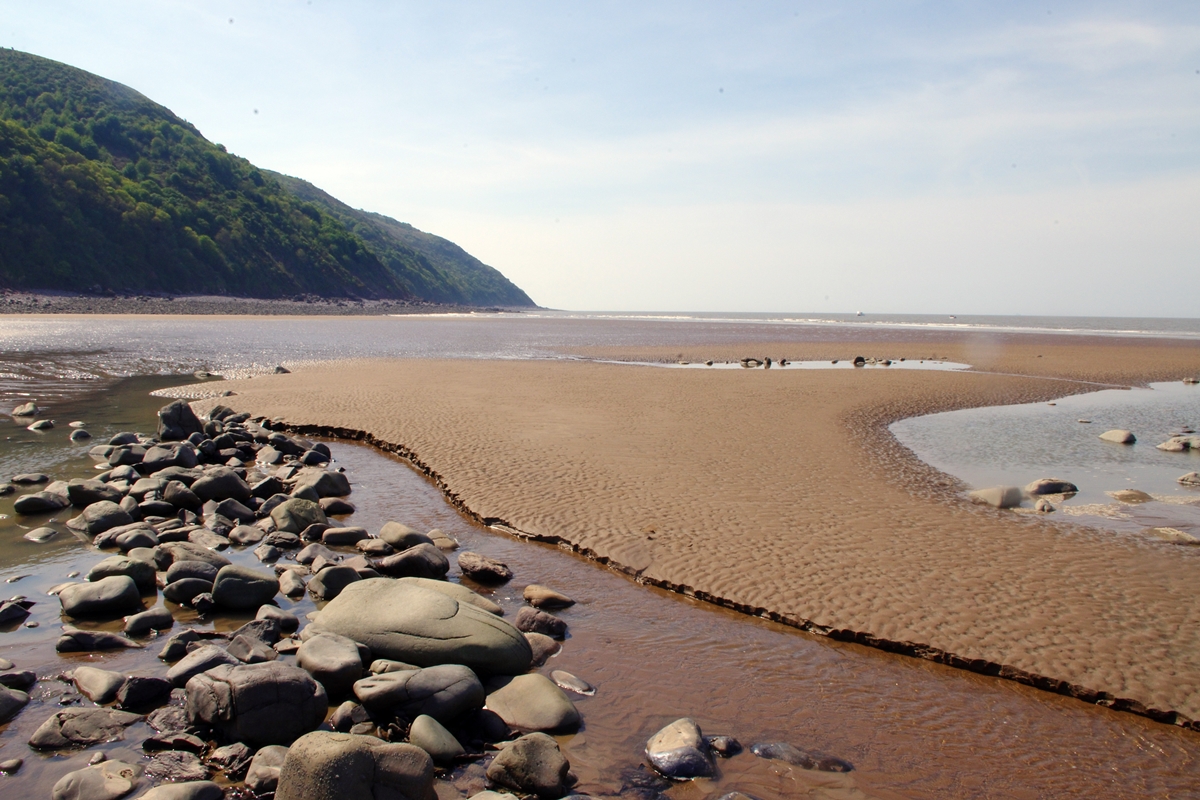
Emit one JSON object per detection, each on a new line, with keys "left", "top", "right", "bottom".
{"left": 203, "top": 337, "right": 1200, "bottom": 729}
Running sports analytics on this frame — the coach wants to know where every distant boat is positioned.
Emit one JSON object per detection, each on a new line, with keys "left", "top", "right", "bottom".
{"left": 856, "top": 311, "right": 864, "bottom": 317}
{"left": 949, "top": 315, "right": 956, "bottom": 320}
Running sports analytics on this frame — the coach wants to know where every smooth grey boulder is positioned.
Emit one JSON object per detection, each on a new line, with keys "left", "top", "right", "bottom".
{"left": 28, "top": 707, "right": 141, "bottom": 749}
{"left": 164, "top": 480, "right": 202, "bottom": 510}
{"left": 271, "top": 498, "right": 328, "bottom": 534}
{"left": 12, "top": 400, "right": 37, "bottom": 416}
{"left": 967, "top": 486, "right": 1023, "bottom": 509}
{"left": 159, "top": 400, "right": 204, "bottom": 442}
{"left": 0, "top": 685, "right": 29, "bottom": 723}
{"left": 24, "top": 525, "right": 59, "bottom": 542}
{"left": 57, "top": 627, "right": 142, "bottom": 653}
{"left": 72, "top": 666, "right": 127, "bottom": 704}
{"left": 750, "top": 741, "right": 853, "bottom": 772}
{"left": 166, "top": 560, "right": 219, "bottom": 584}
{"left": 167, "top": 645, "right": 240, "bottom": 687}
{"left": 275, "top": 732, "right": 435, "bottom": 800}
{"left": 515, "top": 607, "right": 567, "bottom": 639}
{"left": 375, "top": 543, "right": 449, "bottom": 580}
{"left": 645, "top": 718, "right": 713, "bottom": 779}
{"left": 115, "top": 675, "right": 172, "bottom": 711}
{"left": 378, "top": 522, "right": 434, "bottom": 551}
{"left": 457, "top": 552, "right": 513, "bottom": 584}
{"left": 1100, "top": 429, "right": 1136, "bottom": 444}
{"left": 88, "top": 556, "right": 156, "bottom": 593}
{"left": 1025, "top": 478, "right": 1079, "bottom": 495}
{"left": 72, "top": 501, "right": 135, "bottom": 535}
{"left": 398, "top": 577, "right": 504, "bottom": 616}
{"left": 124, "top": 606, "right": 174, "bottom": 636}
{"left": 192, "top": 467, "right": 253, "bottom": 503}
{"left": 407, "top": 714, "right": 464, "bottom": 765}
{"left": 163, "top": 578, "right": 214, "bottom": 605}
{"left": 308, "top": 579, "right": 532, "bottom": 675}
{"left": 228, "top": 633, "right": 278, "bottom": 664}
{"left": 51, "top": 760, "right": 142, "bottom": 800}
{"left": 485, "top": 732, "right": 571, "bottom": 799}
{"left": 186, "top": 662, "right": 328, "bottom": 746}
{"left": 1179, "top": 471, "right": 1200, "bottom": 487}
{"left": 155, "top": 541, "right": 232, "bottom": 570}
{"left": 257, "top": 605, "right": 300, "bottom": 632}
{"left": 523, "top": 584, "right": 575, "bottom": 609}
{"left": 212, "top": 565, "right": 279, "bottom": 610}
{"left": 353, "top": 664, "right": 483, "bottom": 723}
{"left": 245, "top": 745, "right": 289, "bottom": 794}
{"left": 115, "top": 528, "right": 159, "bottom": 551}
{"left": 229, "top": 524, "right": 266, "bottom": 545}
{"left": 279, "top": 570, "right": 306, "bottom": 597}
{"left": 138, "top": 781, "right": 223, "bottom": 800}
{"left": 322, "top": 526, "right": 369, "bottom": 546}
{"left": 68, "top": 479, "right": 124, "bottom": 508}
{"left": 292, "top": 468, "right": 351, "bottom": 499}
{"left": 13, "top": 490, "right": 70, "bottom": 514}
{"left": 485, "top": 674, "right": 580, "bottom": 732}
{"left": 526, "top": 633, "right": 561, "bottom": 668}
{"left": 60, "top": 576, "right": 142, "bottom": 617}
{"left": 296, "top": 633, "right": 365, "bottom": 698}
{"left": 307, "top": 565, "right": 361, "bottom": 600}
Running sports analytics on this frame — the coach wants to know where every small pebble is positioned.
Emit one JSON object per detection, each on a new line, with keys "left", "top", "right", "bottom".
{"left": 67, "top": 571, "right": 80, "bottom": 578}
{"left": 89, "top": 752, "right": 107, "bottom": 765}
{"left": 0, "top": 757, "right": 23, "bottom": 774}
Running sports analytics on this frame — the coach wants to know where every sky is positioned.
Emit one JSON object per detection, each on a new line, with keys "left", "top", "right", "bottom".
{"left": 2, "top": 1, "right": 1198, "bottom": 315}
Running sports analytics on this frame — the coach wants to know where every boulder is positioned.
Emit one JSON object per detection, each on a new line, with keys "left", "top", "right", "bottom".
{"left": 272, "top": 498, "right": 328, "bottom": 534}
{"left": 645, "top": 718, "right": 713, "bottom": 779}
{"left": 12, "top": 400, "right": 37, "bottom": 416}
{"left": 375, "top": 543, "right": 449, "bottom": 580}
{"left": 229, "top": 524, "right": 266, "bottom": 545}
{"left": 228, "top": 634, "right": 278, "bottom": 663}
{"left": 526, "top": 633, "right": 561, "bottom": 667}
{"left": 191, "top": 468, "right": 252, "bottom": 503}
{"left": 213, "top": 497, "right": 256, "bottom": 522}
{"left": 257, "top": 605, "right": 300, "bottom": 632}
{"left": 1024, "top": 478, "right": 1078, "bottom": 496}
{"left": 245, "top": 745, "right": 289, "bottom": 794}
{"left": 51, "top": 760, "right": 141, "bottom": 800}
{"left": 212, "top": 565, "right": 279, "bottom": 610}
{"left": 72, "top": 666, "right": 126, "bottom": 703}
{"left": 307, "top": 565, "right": 361, "bottom": 600}
{"left": 0, "top": 685, "right": 29, "bottom": 723}
{"left": 550, "top": 670, "right": 594, "bottom": 696}
{"left": 28, "top": 707, "right": 142, "bottom": 749}
{"left": 158, "top": 400, "right": 204, "bottom": 441}
{"left": 322, "top": 526, "right": 369, "bottom": 546}
{"left": 60, "top": 576, "right": 143, "bottom": 617}
{"left": 144, "top": 751, "right": 209, "bottom": 783}
{"left": 523, "top": 584, "right": 575, "bottom": 609}
{"left": 68, "top": 479, "right": 123, "bottom": 507}
{"left": 320, "top": 497, "right": 356, "bottom": 516}
{"left": 308, "top": 579, "right": 531, "bottom": 675}
{"left": 167, "top": 645, "right": 240, "bottom": 687}
{"left": 458, "top": 552, "right": 513, "bottom": 584}
{"left": 353, "top": 664, "right": 484, "bottom": 723}
{"left": 378, "top": 522, "right": 434, "bottom": 551}
{"left": 186, "top": 662, "right": 328, "bottom": 746}
{"left": 163, "top": 578, "right": 215, "bottom": 605}
{"left": 967, "top": 486, "right": 1023, "bottom": 509}
{"left": 164, "top": 481, "right": 202, "bottom": 510}
{"left": 166, "top": 560, "right": 219, "bottom": 584}
{"left": 138, "top": 781, "right": 223, "bottom": 800}
{"left": 1099, "top": 429, "right": 1136, "bottom": 444}
{"left": 485, "top": 732, "right": 571, "bottom": 798}
{"left": 115, "top": 675, "right": 172, "bottom": 710}
{"left": 484, "top": 674, "right": 580, "bottom": 732}
{"left": 57, "top": 627, "right": 142, "bottom": 653}
{"left": 407, "top": 714, "right": 465, "bottom": 765}
{"left": 750, "top": 741, "right": 853, "bottom": 772}
{"left": 280, "top": 570, "right": 306, "bottom": 596}
{"left": 515, "top": 607, "right": 567, "bottom": 639}
{"left": 1179, "top": 472, "right": 1200, "bottom": 487}
{"left": 292, "top": 468, "right": 352, "bottom": 498}
{"left": 14, "top": 490, "right": 70, "bottom": 514}
{"left": 155, "top": 541, "right": 231, "bottom": 570}
{"left": 398, "top": 577, "right": 503, "bottom": 616}
{"left": 275, "top": 732, "right": 435, "bottom": 800}
{"left": 88, "top": 556, "right": 157, "bottom": 593}
{"left": 297, "top": 633, "right": 365, "bottom": 698}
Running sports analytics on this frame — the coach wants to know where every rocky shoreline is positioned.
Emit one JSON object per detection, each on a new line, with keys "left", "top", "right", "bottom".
{"left": 1, "top": 398, "right": 839, "bottom": 800}
{"left": 0, "top": 291, "right": 524, "bottom": 317}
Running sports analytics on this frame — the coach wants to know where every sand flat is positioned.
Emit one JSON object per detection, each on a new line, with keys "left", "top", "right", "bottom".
{"left": 213, "top": 338, "right": 1200, "bottom": 721}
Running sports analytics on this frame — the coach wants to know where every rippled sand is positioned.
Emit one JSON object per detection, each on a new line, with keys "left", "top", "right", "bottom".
{"left": 204, "top": 334, "right": 1200, "bottom": 724}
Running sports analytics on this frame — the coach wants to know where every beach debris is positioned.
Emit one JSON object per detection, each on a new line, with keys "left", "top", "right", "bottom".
{"left": 645, "top": 717, "right": 714, "bottom": 779}
{"left": 1146, "top": 527, "right": 1200, "bottom": 546}
{"left": 1078, "top": 419, "right": 1091, "bottom": 424}
{"left": 1179, "top": 472, "right": 1200, "bottom": 487}
{"left": 1025, "top": 478, "right": 1078, "bottom": 496}
{"left": 1099, "top": 429, "right": 1136, "bottom": 444}
{"left": 968, "top": 486, "right": 1023, "bottom": 509}
{"left": 750, "top": 741, "right": 853, "bottom": 772}
{"left": 486, "top": 732, "right": 571, "bottom": 797}
{"left": 1184, "top": 377, "right": 1198, "bottom": 384}
{"left": 11, "top": 400, "right": 37, "bottom": 416}
{"left": 1108, "top": 489, "right": 1154, "bottom": 504}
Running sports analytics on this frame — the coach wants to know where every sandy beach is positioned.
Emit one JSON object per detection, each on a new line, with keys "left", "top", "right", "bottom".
{"left": 204, "top": 333, "right": 1200, "bottom": 725}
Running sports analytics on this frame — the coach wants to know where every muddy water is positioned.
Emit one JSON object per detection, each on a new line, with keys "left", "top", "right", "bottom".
{"left": 2, "top": 380, "right": 1200, "bottom": 798}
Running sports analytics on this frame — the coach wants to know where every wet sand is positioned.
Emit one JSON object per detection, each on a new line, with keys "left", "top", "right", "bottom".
{"left": 205, "top": 335, "right": 1200, "bottom": 725}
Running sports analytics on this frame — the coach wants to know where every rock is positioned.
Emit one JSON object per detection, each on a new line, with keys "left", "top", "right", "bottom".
{"left": 1156, "top": 436, "right": 1191, "bottom": 452}
{"left": 166, "top": 560, "right": 219, "bottom": 584}
{"left": 523, "top": 584, "right": 575, "bottom": 609}
{"left": 706, "top": 735, "right": 742, "bottom": 757}
{"left": 147, "top": 705, "right": 189, "bottom": 733}
{"left": 1179, "top": 472, "right": 1200, "bottom": 487}
{"left": 186, "top": 661, "right": 328, "bottom": 746}
{"left": 264, "top": 530, "right": 302, "bottom": 549}
{"left": 1110, "top": 489, "right": 1154, "bottom": 504}
{"left": 245, "top": 745, "right": 289, "bottom": 794}
{"left": 213, "top": 497, "right": 256, "bottom": 522}
{"left": 375, "top": 543, "right": 449, "bottom": 579}
{"left": 644, "top": 718, "right": 713, "bottom": 779}
{"left": 143, "top": 731, "right": 208, "bottom": 753}
{"left": 145, "top": 751, "right": 209, "bottom": 783}
{"left": 60, "top": 576, "right": 143, "bottom": 617}
{"left": 24, "top": 525, "right": 59, "bottom": 542}
{"left": 309, "top": 579, "right": 531, "bottom": 675}
{"left": 275, "top": 732, "right": 435, "bottom": 800}
{"left": 28, "top": 707, "right": 142, "bottom": 749}
{"left": 71, "top": 429, "right": 93, "bottom": 441}
{"left": 292, "top": 468, "right": 352, "bottom": 499}
{"left": 212, "top": 565, "right": 279, "bottom": 609}
{"left": 356, "top": 538, "right": 393, "bottom": 556}
{"left": 515, "top": 607, "right": 567, "bottom": 639}
{"left": 0, "top": 757, "right": 22, "bottom": 774}
{"left": 378, "top": 522, "right": 434, "bottom": 551}
{"left": 1024, "top": 478, "right": 1078, "bottom": 495}
{"left": 72, "top": 666, "right": 127, "bottom": 703}
{"left": 68, "top": 479, "right": 124, "bottom": 507}
{"left": 254, "top": 544, "right": 281, "bottom": 563}
{"left": 257, "top": 604, "right": 300, "bottom": 632}
{"left": 526, "top": 633, "right": 561, "bottom": 667}
{"left": 427, "top": 529, "right": 459, "bottom": 550}
{"left": 155, "top": 541, "right": 231, "bottom": 570}
{"left": 88, "top": 555, "right": 157, "bottom": 592}
{"left": 12, "top": 401, "right": 37, "bottom": 416}
{"left": 457, "top": 552, "right": 513, "bottom": 584}
{"left": 27, "top": 418, "right": 54, "bottom": 431}
{"left": 51, "top": 760, "right": 142, "bottom": 800}
{"left": 57, "top": 627, "right": 142, "bottom": 653}
{"left": 1147, "top": 527, "right": 1200, "bottom": 545}
{"left": 0, "top": 685, "right": 30, "bottom": 723}
{"left": 550, "top": 670, "right": 594, "bottom": 696}
{"left": 320, "top": 497, "right": 356, "bottom": 515}
{"left": 68, "top": 500, "right": 134, "bottom": 535}
{"left": 0, "top": 668, "right": 35, "bottom": 691}
{"left": 167, "top": 644, "right": 240, "bottom": 687}
{"left": 207, "top": 742, "right": 254, "bottom": 779}
{"left": 399, "top": 577, "right": 504, "bottom": 616}
{"left": 192, "top": 467, "right": 253, "bottom": 503}
{"left": 750, "top": 741, "right": 853, "bottom": 772}
{"left": 485, "top": 732, "right": 571, "bottom": 798}
{"left": 1034, "top": 498, "right": 1055, "bottom": 513}
{"left": 307, "top": 565, "right": 361, "bottom": 600}
{"left": 408, "top": 714, "right": 465, "bottom": 765}
{"left": 116, "top": 676, "right": 172, "bottom": 711}
{"left": 322, "top": 526, "right": 369, "bottom": 546}
{"left": 1099, "top": 429, "right": 1136, "bottom": 444}
{"left": 967, "top": 486, "right": 1023, "bottom": 509}
{"left": 297, "top": 633, "right": 365, "bottom": 698}
{"left": 159, "top": 400, "right": 204, "bottom": 441}
{"left": 280, "top": 570, "right": 306, "bottom": 596}
{"left": 0, "top": 598, "right": 34, "bottom": 624}
{"left": 271, "top": 498, "right": 328, "bottom": 533}
{"left": 137, "top": 781, "right": 222, "bottom": 800}
{"left": 484, "top": 674, "right": 580, "bottom": 732}
{"left": 115, "top": 528, "right": 159, "bottom": 551}
{"left": 163, "top": 481, "right": 202, "bottom": 510}
{"left": 13, "top": 490, "right": 70, "bottom": 514}
{"left": 353, "top": 664, "right": 484, "bottom": 722}
{"left": 163, "top": 578, "right": 214, "bottom": 605}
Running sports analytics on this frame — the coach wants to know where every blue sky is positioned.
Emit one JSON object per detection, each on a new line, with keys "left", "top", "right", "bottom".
{"left": 3, "top": 2, "right": 1198, "bottom": 314}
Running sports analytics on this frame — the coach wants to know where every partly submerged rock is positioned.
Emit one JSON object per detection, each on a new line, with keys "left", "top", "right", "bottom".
{"left": 29, "top": 707, "right": 141, "bottom": 749}
{"left": 275, "top": 732, "right": 435, "bottom": 800}
{"left": 186, "top": 661, "right": 328, "bottom": 746}
{"left": 486, "top": 732, "right": 571, "bottom": 799}
{"left": 750, "top": 741, "right": 853, "bottom": 772}
{"left": 644, "top": 717, "right": 713, "bottom": 779}
{"left": 484, "top": 674, "right": 580, "bottom": 732}
{"left": 1099, "top": 429, "right": 1136, "bottom": 444}
{"left": 967, "top": 486, "right": 1023, "bottom": 509}
{"left": 1024, "top": 478, "right": 1078, "bottom": 496}
{"left": 51, "top": 760, "right": 142, "bottom": 800}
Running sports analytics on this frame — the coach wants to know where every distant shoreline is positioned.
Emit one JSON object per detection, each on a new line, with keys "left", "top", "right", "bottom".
{"left": 0, "top": 290, "right": 528, "bottom": 316}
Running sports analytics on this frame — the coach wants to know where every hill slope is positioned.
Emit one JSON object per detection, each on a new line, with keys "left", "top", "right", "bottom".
{"left": 0, "top": 49, "right": 534, "bottom": 305}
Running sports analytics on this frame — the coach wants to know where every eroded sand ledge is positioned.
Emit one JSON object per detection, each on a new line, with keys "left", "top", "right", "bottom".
{"left": 200, "top": 335, "right": 1200, "bottom": 728}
